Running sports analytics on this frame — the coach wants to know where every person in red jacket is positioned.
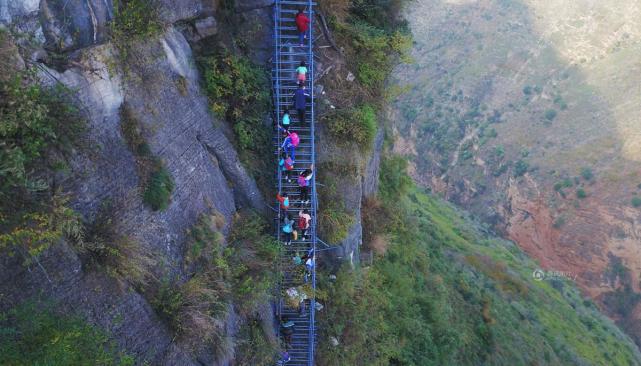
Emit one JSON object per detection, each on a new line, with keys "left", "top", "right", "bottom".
{"left": 277, "top": 192, "right": 290, "bottom": 211}
{"left": 295, "top": 9, "right": 310, "bottom": 47}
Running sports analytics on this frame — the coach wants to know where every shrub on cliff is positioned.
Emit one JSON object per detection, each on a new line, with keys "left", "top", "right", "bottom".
{"left": 150, "top": 212, "right": 278, "bottom": 358}
{"left": 340, "top": 22, "right": 411, "bottom": 91}
{"left": 199, "top": 53, "right": 269, "bottom": 126}
{"left": 514, "top": 159, "right": 529, "bottom": 177}
{"left": 326, "top": 104, "right": 377, "bottom": 150}
{"left": 120, "top": 104, "right": 175, "bottom": 211}
{"left": 198, "top": 52, "right": 271, "bottom": 187}
{"left": 143, "top": 167, "right": 175, "bottom": 211}
{"left": 0, "top": 74, "right": 85, "bottom": 265}
{"left": 110, "top": 0, "right": 161, "bottom": 61}
{"left": 77, "top": 201, "right": 156, "bottom": 288}
{"left": 0, "top": 302, "right": 133, "bottom": 365}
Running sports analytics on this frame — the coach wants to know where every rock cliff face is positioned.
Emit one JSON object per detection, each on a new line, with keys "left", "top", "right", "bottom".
{"left": 1, "top": 0, "right": 380, "bottom": 361}
{"left": 0, "top": 0, "right": 273, "bottom": 364}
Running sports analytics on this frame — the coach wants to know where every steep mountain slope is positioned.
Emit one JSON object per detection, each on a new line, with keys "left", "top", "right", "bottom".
{"left": 1, "top": 1, "right": 275, "bottom": 364}
{"left": 389, "top": 0, "right": 641, "bottom": 345}
{"left": 2, "top": 0, "right": 641, "bottom": 364}
{"left": 317, "top": 157, "right": 641, "bottom": 366}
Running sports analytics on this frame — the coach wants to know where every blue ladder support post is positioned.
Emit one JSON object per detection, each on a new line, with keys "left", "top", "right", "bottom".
{"left": 307, "top": 0, "right": 317, "bottom": 363}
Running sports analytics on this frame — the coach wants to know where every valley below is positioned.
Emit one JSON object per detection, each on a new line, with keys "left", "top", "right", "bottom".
{"left": 391, "top": 0, "right": 641, "bottom": 345}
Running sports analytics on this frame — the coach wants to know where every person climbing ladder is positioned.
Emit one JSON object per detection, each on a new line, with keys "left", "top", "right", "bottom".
{"left": 292, "top": 83, "right": 311, "bottom": 124}
{"left": 279, "top": 125, "right": 300, "bottom": 160}
{"left": 295, "top": 9, "right": 310, "bottom": 47}
{"left": 298, "top": 209, "right": 311, "bottom": 240}
{"left": 296, "top": 61, "right": 308, "bottom": 82}
{"left": 297, "top": 164, "right": 313, "bottom": 205}
{"left": 279, "top": 151, "right": 294, "bottom": 182}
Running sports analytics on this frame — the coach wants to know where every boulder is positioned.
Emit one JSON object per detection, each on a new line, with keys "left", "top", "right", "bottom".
{"left": 194, "top": 16, "right": 217, "bottom": 39}
{"left": 40, "top": 0, "right": 113, "bottom": 52}
{"left": 0, "top": 0, "right": 39, "bottom": 23}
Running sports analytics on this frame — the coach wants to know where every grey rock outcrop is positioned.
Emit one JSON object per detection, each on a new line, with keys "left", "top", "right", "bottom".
{"left": 0, "top": 241, "right": 194, "bottom": 365}
{"left": 1, "top": 24, "right": 267, "bottom": 364}
{"left": 316, "top": 121, "right": 385, "bottom": 266}
{"left": 40, "top": 0, "right": 113, "bottom": 51}
{"left": 235, "top": 0, "right": 274, "bottom": 13}
{"left": 0, "top": 0, "right": 39, "bottom": 23}
{"left": 194, "top": 16, "right": 217, "bottom": 38}
{"left": 363, "top": 128, "right": 384, "bottom": 197}
{"left": 158, "top": 0, "right": 215, "bottom": 24}
{"left": 3, "top": 0, "right": 217, "bottom": 53}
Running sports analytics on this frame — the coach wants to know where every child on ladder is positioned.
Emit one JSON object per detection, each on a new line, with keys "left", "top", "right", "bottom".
{"left": 296, "top": 61, "right": 307, "bottom": 82}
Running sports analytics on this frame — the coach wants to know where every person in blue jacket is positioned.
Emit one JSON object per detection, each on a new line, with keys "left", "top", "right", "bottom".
{"left": 279, "top": 125, "right": 299, "bottom": 161}
{"left": 291, "top": 82, "right": 311, "bottom": 124}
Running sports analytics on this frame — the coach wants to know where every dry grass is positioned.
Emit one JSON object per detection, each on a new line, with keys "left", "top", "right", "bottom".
{"left": 466, "top": 255, "right": 529, "bottom": 297}
{"left": 78, "top": 201, "right": 157, "bottom": 289}
{"left": 318, "top": 0, "right": 349, "bottom": 22}
{"left": 177, "top": 273, "right": 233, "bottom": 358}
{"left": 369, "top": 234, "right": 390, "bottom": 256}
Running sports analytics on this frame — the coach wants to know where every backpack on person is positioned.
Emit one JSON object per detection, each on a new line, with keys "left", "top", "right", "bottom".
{"left": 297, "top": 175, "right": 308, "bottom": 187}
{"left": 285, "top": 157, "right": 294, "bottom": 170}
{"left": 298, "top": 215, "right": 308, "bottom": 229}
{"left": 289, "top": 132, "right": 300, "bottom": 147}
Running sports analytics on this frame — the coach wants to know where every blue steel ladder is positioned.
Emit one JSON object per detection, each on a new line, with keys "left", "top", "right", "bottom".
{"left": 272, "top": 0, "right": 318, "bottom": 365}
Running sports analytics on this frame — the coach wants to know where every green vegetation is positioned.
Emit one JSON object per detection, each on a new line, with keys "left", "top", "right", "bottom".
{"left": 199, "top": 53, "right": 269, "bottom": 150}
{"left": 576, "top": 188, "right": 587, "bottom": 199}
{"left": 0, "top": 74, "right": 85, "bottom": 265}
{"left": 329, "top": 0, "right": 411, "bottom": 94}
{"left": 198, "top": 52, "right": 272, "bottom": 190}
{"left": 317, "top": 164, "right": 357, "bottom": 244}
{"left": 234, "top": 319, "right": 277, "bottom": 365}
{"left": 150, "top": 212, "right": 278, "bottom": 357}
{"left": 110, "top": 0, "right": 162, "bottom": 61}
{"left": 120, "top": 104, "right": 175, "bottom": 211}
{"left": 0, "top": 302, "right": 132, "bottom": 366}
{"left": 226, "top": 212, "right": 281, "bottom": 316}
{"left": 325, "top": 104, "right": 378, "bottom": 150}
{"left": 544, "top": 108, "right": 557, "bottom": 121}
{"left": 631, "top": 197, "right": 641, "bottom": 208}
{"left": 0, "top": 77, "right": 80, "bottom": 194}
{"left": 514, "top": 159, "right": 529, "bottom": 177}
{"left": 581, "top": 167, "right": 594, "bottom": 181}
{"left": 76, "top": 202, "right": 155, "bottom": 287}
{"left": 554, "top": 178, "right": 574, "bottom": 192}
{"left": 317, "top": 155, "right": 641, "bottom": 365}
{"left": 143, "top": 167, "right": 175, "bottom": 211}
